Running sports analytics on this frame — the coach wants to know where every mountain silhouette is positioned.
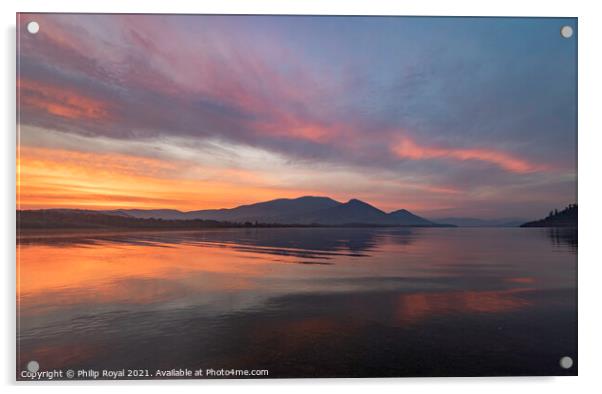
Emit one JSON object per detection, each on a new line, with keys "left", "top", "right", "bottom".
{"left": 433, "top": 217, "right": 527, "bottom": 227}
{"left": 108, "top": 196, "right": 445, "bottom": 226}
{"left": 190, "top": 196, "right": 341, "bottom": 223}
{"left": 300, "top": 198, "right": 389, "bottom": 225}
{"left": 521, "top": 204, "right": 577, "bottom": 227}
{"left": 389, "top": 209, "right": 435, "bottom": 226}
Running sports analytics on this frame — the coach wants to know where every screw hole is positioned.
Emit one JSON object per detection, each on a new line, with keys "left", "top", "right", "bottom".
{"left": 27, "top": 21, "right": 40, "bottom": 35}
{"left": 27, "top": 360, "right": 39, "bottom": 373}
{"left": 560, "top": 25, "right": 573, "bottom": 39}
{"left": 559, "top": 356, "right": 573, "bottom": 369}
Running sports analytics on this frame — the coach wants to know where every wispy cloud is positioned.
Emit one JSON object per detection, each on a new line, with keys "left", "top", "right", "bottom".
{"left": 18, "top": 79, "right": 112, "bottom": 121}
{"left": 392, "top": 136, "right": 547, "bottom": 174}
{"left": 16, "top": 14, "right": 577, "bottom": 217}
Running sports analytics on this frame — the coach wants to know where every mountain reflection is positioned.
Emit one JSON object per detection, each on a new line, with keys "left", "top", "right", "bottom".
{"left": 17, "top": 227, "right": 418, "bottom": 258}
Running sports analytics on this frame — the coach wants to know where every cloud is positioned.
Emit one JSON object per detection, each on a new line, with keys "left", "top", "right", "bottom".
{"left": 18, "top": 79, "right": 112, "bottom": 121}
{"left": 18, "top": 15, "right": 349, "bottom": 149}
{"left": 17, "top": 145, "right": 327, "bottom": 210}
{"left": 15, "top": 14, "right": 577, "bottom": 217}
{"left": 392, "top": 136, "right": 546, "bottom": 174}
{"left": 17, "top": 130, "right": 478, "bottom": 213}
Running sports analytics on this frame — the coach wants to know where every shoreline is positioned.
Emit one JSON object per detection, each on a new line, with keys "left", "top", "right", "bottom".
{"left": 16, "top": 225, "right": 578, "bottom": 242}
{"left": 16, "top": 224, "right": 457, "bottom": 240}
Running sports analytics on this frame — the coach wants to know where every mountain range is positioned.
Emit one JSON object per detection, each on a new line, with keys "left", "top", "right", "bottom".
{"left": 106, "top": 196, "right": 447, "bottom": 227}
{"left": 431, "top": 217, "right": 527, "bottom": 227}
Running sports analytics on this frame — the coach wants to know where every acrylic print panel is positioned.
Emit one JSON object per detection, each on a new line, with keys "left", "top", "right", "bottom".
{"left": 16, "top": 14, "right": 577, "bottom": 380}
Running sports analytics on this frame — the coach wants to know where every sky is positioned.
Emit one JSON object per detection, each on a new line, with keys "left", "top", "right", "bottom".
{"left": 16, "top": 14, "right": 577, "bottom": 219}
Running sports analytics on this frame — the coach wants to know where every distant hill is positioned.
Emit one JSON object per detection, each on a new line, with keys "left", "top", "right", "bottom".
{"left": 191, "top": 196, "right": 341, "bottom": 223}
{"left": 17, "top": 210, "right": 238, "bottom": 230}
{"left": 300, "top": 199, "right": 389, "bottom": 225}
{"left": 433, "top": 217, "right": 526, "bottom": 227}
{"left": 106, "top": 196, "right": 450, "bottom": 227}
{"left": 520, "top": 204, "right": 577, "bottom": 227}
{"left": 108, "top": 209, "right": 185, "bottom": 219}
{"left": 389, "top": 209, "right": 436, "bottom": 226}
{"left": 108, "top": 196, "right": 340, "bottom": 222}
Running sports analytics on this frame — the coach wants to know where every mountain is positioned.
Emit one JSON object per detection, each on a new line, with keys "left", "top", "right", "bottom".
{"left": 17, "top": 209, "right": 236, "bottom": 230}
{"left": 389, "top": 209, "right": 435, "bottom": 226}
{"left": 107, "top": 196, "right": 340, "bottom": 222}
{"left": 433, "top": 217, "right": 526, "bottom": 227}
{"left": 301, "top": 198, "right": 389, "bottom": 225}
{"left": 521, "top": 204, "right": 577, "bottom": 227}
{"left": 109, "top": 209, "right": 186, "bottom": 220}
{"left": 105, "top": 196, "right": 447, "bottom": 226}
{"left": 190, "top": 196, "right": 341, "bottom": 223}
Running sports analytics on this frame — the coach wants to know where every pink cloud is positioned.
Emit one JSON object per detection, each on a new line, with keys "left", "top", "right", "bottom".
{"left": 18, "top": 79, "right": 113, "bottom": 121}
{"left": 392, "top": 136, "right": 547, "bottom": 174}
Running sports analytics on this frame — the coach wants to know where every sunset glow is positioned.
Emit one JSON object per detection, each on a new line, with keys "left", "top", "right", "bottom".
{"left": 16, "top": 14, "right": 578, "bottom": 381}
{"left": 17, "top": 146, "right": 322, "bottom": 210}
{"left": 17, "top": 14, "right": 577, "bottom": 218}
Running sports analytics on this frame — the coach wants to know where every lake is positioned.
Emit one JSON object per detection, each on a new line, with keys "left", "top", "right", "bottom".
{"left": 17, "top": 227, "right": 577, "bottom": 378}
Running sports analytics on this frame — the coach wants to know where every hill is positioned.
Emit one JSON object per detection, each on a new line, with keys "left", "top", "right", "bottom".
{"left": 17, "top": 209, "right": 240, "bottom": 230}
{"left": 433, "top": 217, "right": 526, "bottom": 227}
{"left": 300, "top": 198, "right": 390, "bottom": 225}
{"left": 390, "top": 209, "right": 436, "bottom": 226}
{"left": 107, "top": 196, "right": 448, "bottom": 227}
{"left": 520, "top": 204, "right": 577, "bottom": 227}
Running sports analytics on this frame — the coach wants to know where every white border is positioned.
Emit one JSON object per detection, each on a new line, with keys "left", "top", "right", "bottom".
{"left": 3, "top": 1, "right": 601, "bottom": 393}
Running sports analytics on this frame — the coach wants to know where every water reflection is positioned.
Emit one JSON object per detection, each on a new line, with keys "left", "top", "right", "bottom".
{"left": 17, "top": 227, "right": 417, "bottom": 258}
{"left": 17, "top": 227, "right": 577, "bottom": 377}
{"left": 546, "top": 227, "right": 578, "bottom": 250}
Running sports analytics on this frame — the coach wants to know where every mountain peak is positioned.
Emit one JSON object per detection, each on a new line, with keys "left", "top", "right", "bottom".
{"left": 107, "top": 196, "right": 445, "bottom": 227}
{"left": 295, "top": 196, "right": 340, "bottom": 203}
{"left": 344, "top": 199, "right": 385, "bottom": 213}
{"left": 346, "top": 198, "right": 369, "bottom": 206}
{"left": 388, "top": 208, "right": 434, "bottom": 226}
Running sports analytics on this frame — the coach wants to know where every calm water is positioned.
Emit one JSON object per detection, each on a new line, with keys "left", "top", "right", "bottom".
{"left": 17, "top": 227, "right": 577, "bottom": 378}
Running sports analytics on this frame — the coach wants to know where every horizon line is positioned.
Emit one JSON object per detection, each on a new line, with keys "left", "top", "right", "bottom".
{"left": 14, "top": 194, "right": 548, "bottom": 221}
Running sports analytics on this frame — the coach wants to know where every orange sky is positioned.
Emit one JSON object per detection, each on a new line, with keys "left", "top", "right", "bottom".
{"left": 15, "top": 14, "right": 576, "bottom": 218}
{"left": 16, "top": 142, "right": 563, "bottom": 216}
{"left": 16, "top": 146, "right": 323, "bottom": 211}
{"left": 18, "top": 143, "right": 473, "bottom": 213}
